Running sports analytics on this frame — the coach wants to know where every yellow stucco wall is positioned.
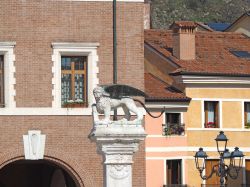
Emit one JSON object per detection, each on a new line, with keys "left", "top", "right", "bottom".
{"left": 186, "top": 159, "right": 202, "bottom": 187}
{"left": 185, "top": 100, "right": 202, "bottom": 128}
{"left": 222, "top": 101, "right": 242, "bottom": 128}
{"left": 186, "top": 88, "right": 250, "bottom": 99}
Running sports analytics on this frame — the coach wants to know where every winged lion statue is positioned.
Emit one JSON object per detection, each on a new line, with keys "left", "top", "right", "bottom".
{"left": 92, "top": 84, "right": 165, "bottom": 125}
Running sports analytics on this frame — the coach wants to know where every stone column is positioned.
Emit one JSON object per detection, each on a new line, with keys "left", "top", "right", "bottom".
{"left": 89, "top": 122, "right": 146, "bottom": 187}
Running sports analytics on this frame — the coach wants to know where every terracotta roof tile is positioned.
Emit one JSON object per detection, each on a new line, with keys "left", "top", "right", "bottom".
{"left": 145, "top": 73, "right": 190, "bottom": 101}
{"left": 145, "top": 29, "right": 250, "bottom": 76}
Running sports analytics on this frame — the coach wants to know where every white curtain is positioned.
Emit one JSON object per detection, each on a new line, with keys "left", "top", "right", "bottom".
{"left": 207, "top": 102, "right": 215, "bottom": 123}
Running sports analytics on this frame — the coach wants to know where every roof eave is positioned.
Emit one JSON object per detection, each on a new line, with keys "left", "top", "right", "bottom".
{"left": 170, "top": 71, "right": 250, "bottom": 77}
{"left": 145, "top": 97, "right": 191, "bottom": 102}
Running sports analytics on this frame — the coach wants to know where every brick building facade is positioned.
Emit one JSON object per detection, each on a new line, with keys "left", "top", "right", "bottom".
{"left": 0, "top": 0, "right": 145, "bottom": 187}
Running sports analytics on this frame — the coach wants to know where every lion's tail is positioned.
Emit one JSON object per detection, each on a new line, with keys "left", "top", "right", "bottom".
{"left": 134, "top": 99, "right": 165, "bottom": 118}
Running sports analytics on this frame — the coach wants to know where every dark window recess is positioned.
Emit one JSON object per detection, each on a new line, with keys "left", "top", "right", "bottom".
{"left": 166, "top": 113, "right": 180, "bottom": 124}
{"left": 166, "top": 160, "right": 182, "bottom": 185}
{"left": 230, "top": 51, "right": 250, "bottom": 59}
{"left": 0, "top": 56, "right": 4, "bottom": 107}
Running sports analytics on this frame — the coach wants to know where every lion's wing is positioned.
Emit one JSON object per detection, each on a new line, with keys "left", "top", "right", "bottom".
{"left": 102, "top": 84, "right": 147, "bottom": 99}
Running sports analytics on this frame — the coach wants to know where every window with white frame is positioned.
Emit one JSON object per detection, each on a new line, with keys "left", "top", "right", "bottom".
{"left": 52, "top": 43, "right": 99, "bottom": 109}
{"left": 166, "top": 159, "right": 182, "bottom": 185}
{"left": 163, "top": 112, "right": 184, "bottom": 136}
{"left": 204, "top": 101, "right": 219, "bottom": 128}
{"left": 0, "top": 42, "right": 16, "bottom": 108}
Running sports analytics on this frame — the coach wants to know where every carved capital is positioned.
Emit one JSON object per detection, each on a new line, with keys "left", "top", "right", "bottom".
{"left": 105, "top": 154, "right": 133, "bottom": 164}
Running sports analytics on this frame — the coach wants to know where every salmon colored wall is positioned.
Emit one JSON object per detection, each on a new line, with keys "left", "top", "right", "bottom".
{"left": 222, "top": 101, "right": 242, "bottom": 128}
{"left": 146, "top": 137, "right": 187, "bottom": 147}
{"left": 146, "top": 152, "right": 188, "bottom": 158}
{"left": 146, "top": 160, "right": 164, "bottom": 187}
{"left": 145, "top": 112, "right": 163, "bottom": 135}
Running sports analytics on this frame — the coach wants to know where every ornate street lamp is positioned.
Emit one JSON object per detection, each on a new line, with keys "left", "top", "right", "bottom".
{"left": 194, "top": 131, "right": 244, "bottom": 187}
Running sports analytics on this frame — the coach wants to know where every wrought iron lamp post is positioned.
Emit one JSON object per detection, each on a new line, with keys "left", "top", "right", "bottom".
{"left": 194, "top": 131, "right": 244, "bottom": 187}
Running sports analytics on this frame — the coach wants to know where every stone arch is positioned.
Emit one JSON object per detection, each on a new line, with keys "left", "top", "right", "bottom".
{"left": 0, "top": 148, "right": 96, "bottom": 187}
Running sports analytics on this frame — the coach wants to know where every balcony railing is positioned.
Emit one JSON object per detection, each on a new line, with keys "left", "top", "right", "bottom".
{"left": 162, "top": 123, "right": 185, "bottom": 136}
{"left": 163, "top": 185, "right": 187, "bottom": 187}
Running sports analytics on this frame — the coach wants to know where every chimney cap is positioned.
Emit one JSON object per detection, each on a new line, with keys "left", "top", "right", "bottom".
{"left": 170, "top": 21, "right": 197, "bottom": 30}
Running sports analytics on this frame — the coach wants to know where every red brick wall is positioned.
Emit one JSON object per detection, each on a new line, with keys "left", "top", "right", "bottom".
{"left": 0, "top": 1, "right": 145, "bottom": 187}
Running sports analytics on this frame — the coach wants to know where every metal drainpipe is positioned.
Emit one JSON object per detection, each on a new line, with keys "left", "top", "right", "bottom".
{"left": 113, "top": 0, "right": 118, "bottom": 120}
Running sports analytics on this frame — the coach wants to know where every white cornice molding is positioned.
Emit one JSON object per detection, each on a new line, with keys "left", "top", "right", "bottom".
{"left": 176, "top": 75, "right": 250, "bottom": 85}
{"left": 145, "top": 102, "right": 189, "bottom": 109}
{"left": 0, "top": 42, "right": 16, "bottom": 48}
{"left": 52, "top": 42, "right": 100, "bottom": 49}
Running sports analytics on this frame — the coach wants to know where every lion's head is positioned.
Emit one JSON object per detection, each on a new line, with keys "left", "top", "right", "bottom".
{"left": 93, "top": 86, "right": 110, "bottom": 99}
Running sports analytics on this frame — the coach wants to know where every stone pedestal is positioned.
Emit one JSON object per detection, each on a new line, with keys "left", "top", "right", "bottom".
{"left": 89, "top": 122, "right": 146, "bottom": 187}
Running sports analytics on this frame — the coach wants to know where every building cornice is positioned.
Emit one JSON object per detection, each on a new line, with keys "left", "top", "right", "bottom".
{"left": 174, "top": 75, "right": 250, "bottom": 85}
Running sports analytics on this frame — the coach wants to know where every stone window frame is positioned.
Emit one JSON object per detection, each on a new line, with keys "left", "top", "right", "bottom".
{"left": 52, "top": 43, "right": 99, "bottom": 110}
{"left": 0, "top": 42, "right": 16, "bottom": 108}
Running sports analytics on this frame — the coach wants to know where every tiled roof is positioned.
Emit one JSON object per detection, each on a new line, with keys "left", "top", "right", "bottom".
{"left": 145, "top": 29, "right": 250, "bottom": 76}
{"left": 145, "top": 73, "right": 190, "bottom": 102}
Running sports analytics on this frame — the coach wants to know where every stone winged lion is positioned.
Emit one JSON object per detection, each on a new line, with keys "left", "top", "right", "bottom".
{"left": 92, "top": 84, "right": 164, "bottom": 125}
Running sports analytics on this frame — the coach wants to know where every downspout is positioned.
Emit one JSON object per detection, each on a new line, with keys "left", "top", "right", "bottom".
{"left": 113, "top": 0, "right": 118, "bottom": 120}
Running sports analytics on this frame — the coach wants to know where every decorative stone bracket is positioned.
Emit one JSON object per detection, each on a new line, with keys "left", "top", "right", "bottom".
{"left": 23, "top": 130, "right": 46, "bottom": 160}
{"left": 89, "top": 123, "right": 146, "bottom": 187}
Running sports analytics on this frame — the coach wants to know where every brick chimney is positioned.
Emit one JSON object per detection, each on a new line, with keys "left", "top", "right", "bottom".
{"left": 144, "top": 0, "right": 151, "bottom": 29}
{"left": 171, "top": 21, "right": 197, "bottom": 60}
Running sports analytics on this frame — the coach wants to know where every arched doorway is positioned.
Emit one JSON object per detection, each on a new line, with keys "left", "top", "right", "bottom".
{"left": 0, "top": 159, "right": 78, "bottom": 187}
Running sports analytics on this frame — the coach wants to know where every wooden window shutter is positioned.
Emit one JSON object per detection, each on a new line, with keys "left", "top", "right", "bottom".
{"left": 205, "top": 102, "right": 208, "bottom": 126}
{"left": 215, "top": 102, "right": 219, "bottom": 128}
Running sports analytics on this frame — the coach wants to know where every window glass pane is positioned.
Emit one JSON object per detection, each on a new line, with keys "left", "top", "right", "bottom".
{"left": 74, "top": 74, "right": 84, "bottom": 102}
{"left": 74, "top": 57, "right": 84, "bottom": 70}
{"left": 61, "top": 74, "right": 71, "bottom": 104}
{"left": 207, "top": 102, "right": 215, "bottom": 123}
{"left": 61, "top": 57, "right": 71, "bottom": 70}
{"left": 205, "top": 101, "right": 219, "bottom": 128}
